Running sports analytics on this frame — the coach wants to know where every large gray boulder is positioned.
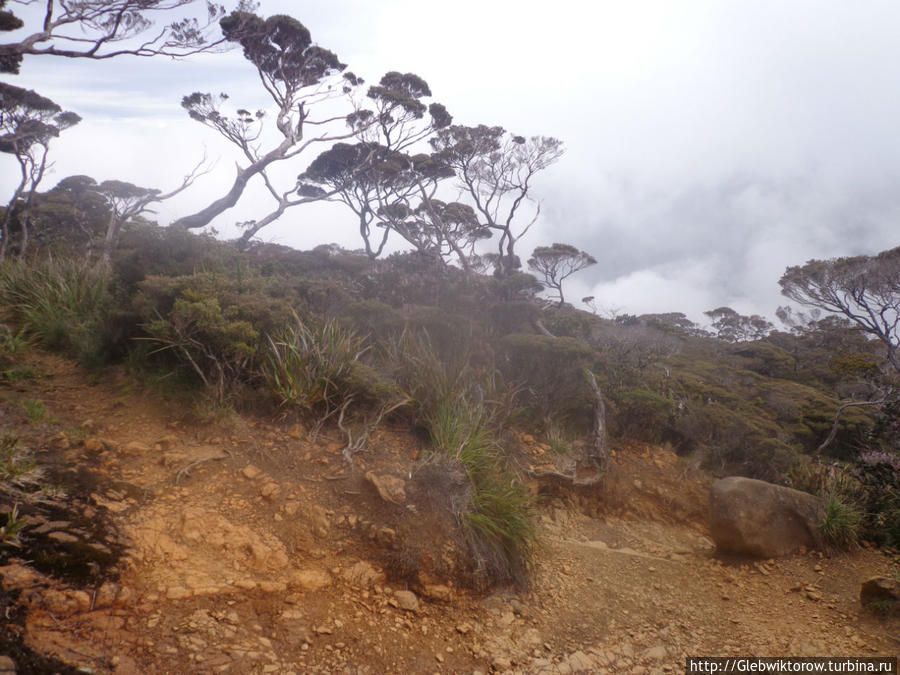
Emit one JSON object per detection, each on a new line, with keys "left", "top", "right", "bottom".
{"left": 709, "top": 477, "right": 824, "bottom": 558}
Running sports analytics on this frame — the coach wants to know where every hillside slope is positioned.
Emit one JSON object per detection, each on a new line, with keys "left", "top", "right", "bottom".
{"left": 1, "top": 350, "right": 898, "bottom": 674}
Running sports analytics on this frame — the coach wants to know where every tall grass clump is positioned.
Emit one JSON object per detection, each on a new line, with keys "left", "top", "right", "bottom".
{"left": 0, "top": 258, "right": 113, "bottom": 365}
{"left": 391, "top": 331, "right": 536, "bottom": 586}
{"left": 820, "top": 492, "right": 863, "bottom": 549}
{"left": 263, "top": 313, "right": 368, "bottom": 416}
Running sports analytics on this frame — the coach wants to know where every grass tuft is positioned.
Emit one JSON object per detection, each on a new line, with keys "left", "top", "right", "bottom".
{"left": 820, "top": 492, "right": 862, "bottom": 549}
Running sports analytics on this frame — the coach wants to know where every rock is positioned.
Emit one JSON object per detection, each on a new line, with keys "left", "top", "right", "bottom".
{"left": 567, "top": 650, "right": 596, "bottom": 672}
{"left": 708, "top": 477, "right": 824, "bottom": 557}
{"left": 0, "top": 655, "right": 15, "bottom": 675}
{"left": 47, "top": 530, "right": 79, "bottom": 543}
{"left": 860, "top": 576, "right": 900, "bottom": 612}
{"left": 365, "top": 471, "right": 406, "bottom": 504}
{"left": 394, "top": 590, "right": 419, "bottom": 612}
{"left": 0, "top": 564, "right": 42, "bottom": 590}
{"left": 260, "top": 482, "right": 280, "bottom": 500}
{"left": 492, "top": 656, "right": 512, "bottom": 670}
{"left": 83, "top": 438, "right": 106, "bottom": 453}
{"left": 375, "top": 527, "right": 396, "bottom": 547}
{"left": 290, "top": 568, "right": 331, "bottom": 592}
{"left": 309, "top": 506, "right": 330, "bottom": 538}
{"left": 456, "top": 622, "right": 472, "bottom": 634}
{"left": 166, "top": 586, "right": 192, "bottom": 600}
{"left": 342, "top": 561, "right": 386, "bottom": 588}
{"left": 242, "top": 464, "right": 262, "bottom": 480}
{"left": 421, "top": 584, "right": 452, "bottom": 602}
{"left": 643, "top": 645, "right": 667, "bottom": 661}
{"left": 122, "top": 441, "right": 151, "bottom": 456}
{"left": 50, "top": 431, "right": 70, "bottom": 449}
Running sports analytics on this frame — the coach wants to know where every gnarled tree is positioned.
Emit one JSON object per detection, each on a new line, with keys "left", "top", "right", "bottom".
{"left": 780, "top": 249, "right": 900, "bottom": 374}
{"left": 173, "top": 11, "right": 363, "bottom": 239}
{"left": 780, "top": 249, "right": 900, "bottom": 453}
{"left": 0, "top": 0, "right": 250, "bottom": 75}
{"left": 430, "top": 125, "right": 563, "bottom": 275}
{"left": 0, "top": 81, "right": 80, "bottom": 259}
{"left": 527, "top": 242, "right": 596, "bottom": 306}
{"left": 299, "top": 72, "right": 453, "bottom": 259}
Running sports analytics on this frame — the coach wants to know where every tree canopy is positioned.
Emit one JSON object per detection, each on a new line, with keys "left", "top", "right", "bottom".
{"left": 780, "top": 248, "right": 900, "bottom": 373}
{"left": 0, "top": 0, "right": 251, "bottom": 75}
{"left": 527, "top": 243, "right": 596, "bottom": 306}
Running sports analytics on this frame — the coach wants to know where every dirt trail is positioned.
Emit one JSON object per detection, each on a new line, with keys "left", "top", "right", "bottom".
{"left": 1, "top": 353, "right": 898, "bottom": 674}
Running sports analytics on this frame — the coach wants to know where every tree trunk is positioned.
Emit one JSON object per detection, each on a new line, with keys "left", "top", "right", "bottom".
{"left": 583, "top": 368, "right": 609, "bottom": 470}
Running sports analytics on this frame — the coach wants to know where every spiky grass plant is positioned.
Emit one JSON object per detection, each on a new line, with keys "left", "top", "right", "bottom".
{"left": 263, "top": 313, "right": 368, "bottom": 414}
{"left": 0, "top": 435, "right": 38, "bottom": 485}
{"left": 0, "top": 258, "right": 112, "bottom": 365}
{"left": 400, "top": 336, "right": 536, "bottom": 586}
{"left": 1, "top": 504, "right": 26, "bottom": 548}
{"left": 820, "top": 492, "right": 863, "bottom": 549}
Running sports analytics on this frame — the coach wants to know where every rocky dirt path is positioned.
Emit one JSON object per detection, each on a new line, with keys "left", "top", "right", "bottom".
{"left": 0, "top": 353, "right": 898, "bottom": 674}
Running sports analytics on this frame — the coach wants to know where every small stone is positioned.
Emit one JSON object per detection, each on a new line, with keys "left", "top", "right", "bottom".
{"left": 122, "top": 441, "right": 150, "bottom": 455}
{"left": 0, "top": 655, "right": 16, "bottom": 673}
{"left": 643, "top": 645, "right": 667, "bottom": 661}
{"left": 290, "top": 568, "right": 331, "bottom": 592}
{"left": 84, "top": 438, "right": 105, "bottom": 453}
{"left": 376, "top": 527, "right": 396, "bottom": 547}
{"left": 47, "top": 531, "right": 79, "bottom": 543}
{"left": 456, "top": 623, "right": 472, "bottom": 634}
{"left": 394, "top": 590, "right": 419, "bottom": 612}
{"left": 422, "top": 584, "right": 452, "bottom": 602}
{"left": 365, "top": 471, "right": 406, "bottom": 504}
{"left": 261, "top": 482, "right": 280, "bottom": 500}
{"left": 567, "top": 651, "right": 595, "bottom": 671}
{"left": 166, "top": 586, "right": 192, "bottom": 600}
{"left": 283, "top": 501, "right": 300, "bottom": 517}
{"left": 492, "top": 656, "right": 512, "bottom": 670}
{"left": 242, "top": 465, "right": 262, "bottom": 480}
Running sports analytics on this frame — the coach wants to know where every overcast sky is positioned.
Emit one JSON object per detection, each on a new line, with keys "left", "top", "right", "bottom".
{"left": 4, "top": 0, "right": 900, "bottom": 322}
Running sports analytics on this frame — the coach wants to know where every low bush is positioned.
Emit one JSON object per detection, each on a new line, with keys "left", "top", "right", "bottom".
{"left": 134, "top": 269, "right": 294, "bottom": 401}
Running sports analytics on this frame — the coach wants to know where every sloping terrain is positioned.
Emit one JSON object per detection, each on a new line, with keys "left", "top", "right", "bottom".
{"left": 1, "top": 351, "right": 898, "bottom": 674}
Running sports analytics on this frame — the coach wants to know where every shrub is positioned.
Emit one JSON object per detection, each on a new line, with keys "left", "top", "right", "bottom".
{"left": 134, "top": 270, "right": 293, "bottom": 401}
{"left": 610, "top": 388, "right": 675, "bottom": 443}
{"left": 498, "top": 333, "right": 602, "bottom": 428}
{"left": 0, "top": 258, "right": 115, "bottom": 366}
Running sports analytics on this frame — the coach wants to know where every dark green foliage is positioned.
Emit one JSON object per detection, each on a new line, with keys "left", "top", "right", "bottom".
{"left": 498, "top": 333, "right": 602, "bottom": 428}
{"left": 610, "top": 388, "right": 675, "bottom": 444}
{"left": 134, "top": 269, "right": 294, "bottom": 400}
{"left": 0, "top": 258, "right": 115, "bottom": 366}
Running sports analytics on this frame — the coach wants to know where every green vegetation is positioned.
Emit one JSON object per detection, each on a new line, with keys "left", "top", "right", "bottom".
{"left": 1, "top": 504, "right": 26, "bottom": 548}
{"left": 0, "top": 258, "right": 113, "bottom": 366}
{"left": 0, "top": 435, "right": 36, "bottom": 484}
{"left": 820, "top": 493, "right": 863, "bottom": 549}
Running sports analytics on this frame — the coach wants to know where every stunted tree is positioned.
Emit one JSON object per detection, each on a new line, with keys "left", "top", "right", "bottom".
{"left": 0, "top": 81, "right": 80, "bottom": 259}
{"left": 0, "top": 0, "right": 251, "bottom": 75}
{"left": 300, "top": 72, "right": 454, "bottom": 259}
{"left": 174, "top": 11, "right": 363, "bottom": 238}
{"left": 780, "top": 248, "right": 900, "bottom": 373}
{"left": 93, "top": 168, "right": 206, "bottom": 264}
{"left": 527, "top": 243, "right": 596, "bottom": 306}
{"left": 431, "top": 125, "right": 564, "bottom": 275}
{"left": 704, "top": 306, "right": 773, "bottom": 343}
